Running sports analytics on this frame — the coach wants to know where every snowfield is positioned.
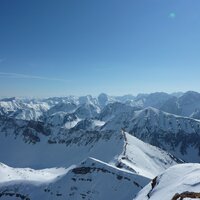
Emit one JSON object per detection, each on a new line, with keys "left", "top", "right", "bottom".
{"left": 0, "top": 158, "right": 149, "bottom": 200}
{"left": 134, "top": 163, "right": 200, "bottom": 200}
{"left": 116, "top": 132, "right": 181, "bottom": 179}
{"left": 0, "top": 163, "right": 69, "bottom": 186}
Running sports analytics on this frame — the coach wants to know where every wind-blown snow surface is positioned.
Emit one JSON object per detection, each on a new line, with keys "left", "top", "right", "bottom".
{"left": 134, "top": 163, "right": 200, "bottom": 200}
{"left": 116, "top": 132, "right": 181, "bottom": 179}
{"left": 0, "top": 158, "right": 149, "bottom": 200}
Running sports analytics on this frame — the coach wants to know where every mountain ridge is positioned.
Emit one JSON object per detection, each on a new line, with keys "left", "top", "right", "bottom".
{"left": 0, "top": 91, "right": 200, "bottom": 199}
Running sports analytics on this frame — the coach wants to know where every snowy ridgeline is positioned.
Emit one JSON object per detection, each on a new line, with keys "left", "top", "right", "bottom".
{"left": 0, "top": 131, "right": 180, "bottom": 178}
{"left": 1, "top": 163, "right": 200, "bottom": 200}
{"left": 1, "top": 92, "right": 200, "bottom": 165}
{"left": 1, "top": 92, "right": 200, "bottom": 199}
{"left": 1, "top": 105, "right": 200, "bottom": 167}
{"left": 1, "top": 91, "right": 200, "bottom": 121}
{"left": 0, "top": 157, "right": 149, "bottom": 200}
{"left": 0, "top": 132, "right": 182, "bottom": 200}
{"left": 0, "top": 135, "right": 199, "bottom": 200}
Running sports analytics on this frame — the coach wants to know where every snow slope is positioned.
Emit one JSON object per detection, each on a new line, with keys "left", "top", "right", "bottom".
{"left": 0, "top": 158, "right": 150, "bottom": 200}
{"left": 116, "top": 132, "right": 181, "bottom": 179}
{"left": 0, "top": 162, "right": 68, "bottom": 186}
{"left": 135, "top": 163, "right": 200, "bottom": 200}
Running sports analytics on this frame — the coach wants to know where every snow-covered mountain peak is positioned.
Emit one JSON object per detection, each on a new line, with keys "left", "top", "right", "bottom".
{"left": 98, "top": 101, "right": 135, "bottom": 121}
{"left": 178, "top": 91, "right": 200, "bottom": 107}
{"left": 98, "top": 93, "right": 109, "bottom": 107}
{"left": 78, "top": 95, "right": 98, "bottom": 107}
{"left": 135, "top": 163, "right": 200, "bottom": 200}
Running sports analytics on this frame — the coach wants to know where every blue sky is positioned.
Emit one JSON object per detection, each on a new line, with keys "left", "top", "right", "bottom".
{"left": 0, "top": 0, "right": 200, "bottom": 97}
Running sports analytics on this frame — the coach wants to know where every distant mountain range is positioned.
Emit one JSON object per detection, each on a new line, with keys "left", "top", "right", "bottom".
{"left": 0, "top": 91, "right": 200, "bottom": 199}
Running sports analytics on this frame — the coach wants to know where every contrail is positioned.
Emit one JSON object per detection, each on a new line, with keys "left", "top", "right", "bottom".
{"left": 0, "top": 72, "right": 70, "bottom": 82}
